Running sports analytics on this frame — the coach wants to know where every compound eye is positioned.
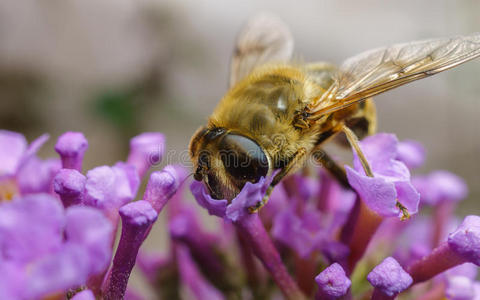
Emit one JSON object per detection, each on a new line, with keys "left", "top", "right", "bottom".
{"left": 219, "top": 134, "right": 269, "bottom": 184}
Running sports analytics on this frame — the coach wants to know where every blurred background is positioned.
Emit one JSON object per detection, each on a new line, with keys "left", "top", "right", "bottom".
{"left": 1, "top": 0, "right": 479, "bottom": 295}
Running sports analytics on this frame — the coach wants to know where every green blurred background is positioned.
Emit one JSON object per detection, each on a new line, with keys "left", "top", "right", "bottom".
{"left": 1, "top": 0, "right": 479, "bottom": 296}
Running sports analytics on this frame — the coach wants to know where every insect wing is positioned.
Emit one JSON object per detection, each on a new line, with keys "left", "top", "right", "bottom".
{"left": 309, "top": 33, "right": 480, "bottom": 115}
{"left": 229, "top": 13, "right": 294, "bottom": 87}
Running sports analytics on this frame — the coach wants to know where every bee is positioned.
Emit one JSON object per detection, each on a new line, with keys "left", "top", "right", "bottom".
{"left": 189, "top": 13, "right": 480, "bottom": 211}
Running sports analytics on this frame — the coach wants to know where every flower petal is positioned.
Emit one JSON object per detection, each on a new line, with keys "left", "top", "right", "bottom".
{"left": 0, "top": 130, "right": 27, "bottom": 177}
{"left": 190, "top": 181, "right": 228, "bottom": 218}
{"left": 396, "top": 139, "right": 426, "bottom": 169}
{"left": 315, "top": 263, "right": 351, "bottom": 298}
{"left": 367, "top": 257, "right": 412, "bottom": 296}
{"left": 65, "top": 206, "right": 113, "bottom": 274}
{"left": 448, "top": 215, "right": 480, "bottom": 266}
{"left": 127, "top": 132, "right": 165, "bottom": 178}
{"left": 395, "top": 181, "right": 420, "bottom": 215}
{"left": 0, "top": 194, "right": 64, "bottom": 263}
{"left": 346, "top": 166, "right": 398, "bottom": 217}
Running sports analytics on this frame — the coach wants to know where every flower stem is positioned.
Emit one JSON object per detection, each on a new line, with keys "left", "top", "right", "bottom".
{"left": 236, "top": 228, "right": 266, "bottom": 298}
{"left": 102, "top": 201, "right": 158, "bottom": 300}
{"left": 407, "top": 242, "right": 466, "bottom": 284}
{"left": 341, "top": 197, "right": 383, "bottom": 274}
{"left": 432, "top": 201, "right": 454, "bottom": 247}
{"left": 234, "top": 214, "right": 306, "bottom": 300}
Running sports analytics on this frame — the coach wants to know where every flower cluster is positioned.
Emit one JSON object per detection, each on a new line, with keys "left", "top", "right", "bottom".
{"left": 0, "top": 130, "right": 177, "bottom": 299}
{"left": 0, "top": 129, "right": 478, "bottom": 300}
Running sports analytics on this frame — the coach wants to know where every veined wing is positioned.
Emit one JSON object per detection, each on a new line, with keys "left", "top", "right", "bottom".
{"left": 309, "top": 33, "right": 480, "bottom": 116}
{"left": 229, "top": 13, "right": 294, "bottom": 87}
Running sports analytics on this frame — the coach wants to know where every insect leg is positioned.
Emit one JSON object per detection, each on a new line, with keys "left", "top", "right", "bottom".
{"left": 311, "top": 148, "right": 349, "bottom": 188}
{"left": 248, "top": 147, "right": 307, "bottom": 213}
{"left": 341, "top": 124, "right": 374, "bottom": 177}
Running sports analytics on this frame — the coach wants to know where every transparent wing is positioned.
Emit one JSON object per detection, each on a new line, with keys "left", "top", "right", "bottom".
{"left": 229, "top": 13, "right": 294, "bottom": 87}
{"left": 309, "top": 33, "right": 480, "bottom": 116}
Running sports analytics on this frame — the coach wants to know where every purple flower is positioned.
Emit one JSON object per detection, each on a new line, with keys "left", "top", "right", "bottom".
{"left": 65, "top": 206, "right": 114, "bottom": 274}
{"left": 0, "top": 131, "right": 59, "bottom": 199}
{"left": 0, "top": 194, "right": 65, "bottom": 263}
{"left": 392, "top": 217, "right": 432, "bottom": 267}
{"left": 102, "top": 200, "right": 158, "bottom": 300}
{"left": 190, "top": 180, "right": 228, "bottom": 218}
{"left": 0, "top": 130, "right": 28, "bottom": 177}
{"left": 367, "top": 257, "right": 412, "bottom": 297}
{"left": 191, "top": 173, "right": 275, "bottom": 222}
{"left": 345, "top": 133, "right": 420, "bottom": 218}
{"left": 55, "top": 132, "right": 88, "bottom": 171}
{"left": 448, "top": 215, "right": 480, "bottom": 266}
{"left": 143, "top": 166, "right": 179, "bottom": 213}
{"left": 84, "top": 163, "right": 140, "bottom": 215}
{"left": 272, "top": 207, "right": 324, "bottom": 258}
{"left": 54, "top": 168, "right": 86, "bottom": 207}
{"left": 446, "top": 276, "right": 476, "bottom": 300}
{"left": 16, "top": 157, "right": 61, "bottom": 195}
{"left": 0, "top": 194, "right": 113, "bottom": 299}
{"left": 191, "top": 173, "right": 305, "bottom": 299}
{"left": 127, "top": 132, "right": 165, "bottom": 178}
{"left": 315, "top": 263, "right": 351, "bottom": 299}
{"left": 413, "top": 170, "right": 468, "bottom": 205}
{"left": 72, "top": 290, "right": 95, "bottom": 300}
{"left": 396, "top": 139, "right": 426, "bottom": 169}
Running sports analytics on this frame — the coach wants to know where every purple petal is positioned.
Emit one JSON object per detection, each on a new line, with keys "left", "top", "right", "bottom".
{"left": 25, "top": 244, "right": 90, "bottom": 299}
{"left": 22, "top": 133, "right": 49, "bottom": 162}
{"left": 225, "top": 175, "right": 275, "bottom": 222}
{"left": 447, "top": 263, "right": 478, "bottom": 280}
{"left": 0, "top": 194, "right": 64, "bottom": 263}
{"left": 414, "top": 171, "right": 468, "bottom": 205}
{"left": 65, "top": 206, "right": 114, "bottom": 275}
{"left": 260, "top": 182, "right": 288, "bottom": 222}
{"left": 353, "top": 133, "right": 412, "bottom": 183}
{"left": 84, "top": 166, "right": 116, "bottom": 209}
{"left": 448, "top": 215, "right": 480, "bottom": 266}
{"left": 190, "top": 181, "right": 228, "bottom": 218}
{"left": 0, "top": 130, "right": 27, "bottom": 177}
{"left": 354, "top": 133, "right": 398, "bottom": 172}
{"left": 143, "top": 166, "right": 179, "bottom": 213}
{"left": 394, "top": 181, "right": 420, "bottom": 215}
{"left": 16, "top": 157, "right": 61, "bottom": 195}
{"left": 320, "top": 241, "right": 350, "bottom": 265}
{"left": 0, "top": 261, "right": 24, "bottom": 299}
{"left": 71, "top": 290, "right": 95, "bottom": 300}
{"left": 113, "top": 162, "right": 140, "bottom": 205}
{"left": 315, "top": 263, "right": 351, "bottom": 298}
{"left": 272, "top": 208, "right": 323, "bottom": 258}
{"left": 53, "top": 169, "right": 86, "bottom": 207}
{"left": 84, "top": 163, "right": 140, "bottom": 210}
{"left": 393, "top": 217, "right": 432, "bottom": 266}
{"left": 55, "top": 132, "right": 88, "bottom": 171}
{"left": 119, "top": 200, "right": 158, "bottom": 227}
{"left": 396, "top": 140, "right": 426, "bottom": 169}
{"left": 346, "top": 166, "right": 398, "bottom": 217}
{"left": 367, "top": 257, "right": 412, "bottom": 296}
{"left": 127, "top": 132, "right": 165, "bottom": 178}
{"left": 446, "top": 276, "right": 475, "bottom": 300}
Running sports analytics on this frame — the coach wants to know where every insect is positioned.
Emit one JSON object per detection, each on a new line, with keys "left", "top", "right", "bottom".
{"left": 189, "top": 13, "right": 480, "bottom": 212}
